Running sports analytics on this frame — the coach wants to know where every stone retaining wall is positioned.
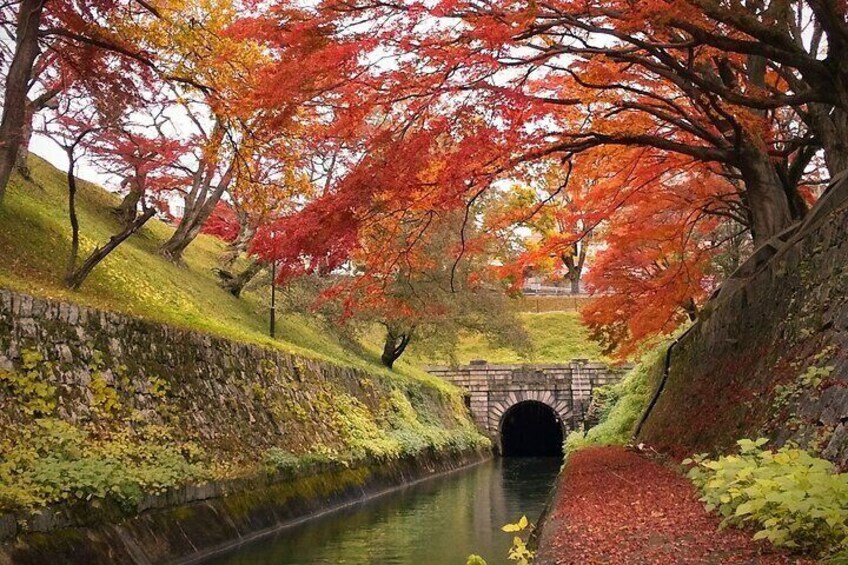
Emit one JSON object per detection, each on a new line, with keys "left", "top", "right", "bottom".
{"left": 0, "top": 289, "right": 485, "bottom": 562}
{"left": 0, "top": 289, "right": 471, "bottom": 466}
{"left": 638, "top": 174, "right": 848, "bottom": 467}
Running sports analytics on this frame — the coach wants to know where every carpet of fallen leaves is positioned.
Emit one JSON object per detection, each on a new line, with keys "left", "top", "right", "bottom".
{"left": 535, "top": 446, "right": 813, "bottom": 565}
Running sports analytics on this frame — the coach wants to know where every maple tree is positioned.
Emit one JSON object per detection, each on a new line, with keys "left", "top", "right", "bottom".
{"left": 282, "top": 212, "right": 527, "bottom": 369}
{"left": 250, "top": 0, "right": 848, "bottom": 355}
{"left": 487, "top": 159, "right": 603, "bottom": 295}
{"left": 2, "top": 0, "right": 844, "bottom": 356}
{"left": 0, "top": 0, "right": 164, "bottom": 203}
{"left": 206, "top": 143, "right": 313, "bottom": 296}
{"left": 37, "top": 89, "right": 186, "bottom": 289}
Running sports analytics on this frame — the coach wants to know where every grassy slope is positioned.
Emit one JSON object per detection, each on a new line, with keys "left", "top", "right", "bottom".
{"left": 406, "top": 311, "right": 607, "bottom": 366}
{"left": 0, "top": 154, "right": 447, "bottom": 390}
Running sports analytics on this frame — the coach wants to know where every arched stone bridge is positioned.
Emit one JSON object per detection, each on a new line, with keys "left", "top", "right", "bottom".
{"left": 425, "top": 360, "right": 630, "bottom": 453}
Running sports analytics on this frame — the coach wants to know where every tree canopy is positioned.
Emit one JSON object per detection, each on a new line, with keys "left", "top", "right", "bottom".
{"left": 1, "top": 0, "right": 844, "bottom": 356}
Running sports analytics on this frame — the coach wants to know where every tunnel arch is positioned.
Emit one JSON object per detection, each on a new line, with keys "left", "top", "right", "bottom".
{"left": 498, "top": 400, "right": 564, "bottom": 457}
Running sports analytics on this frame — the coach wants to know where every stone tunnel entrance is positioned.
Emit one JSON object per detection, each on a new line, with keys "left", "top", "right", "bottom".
{"left": 500, "top": 400, "right": 564, "bottom": 457}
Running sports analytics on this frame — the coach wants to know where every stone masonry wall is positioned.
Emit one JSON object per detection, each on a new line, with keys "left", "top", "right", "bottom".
{"left": 0, "top": 289, "right": 486, "bottom": 562}
{"left": 639, "top": 175, "right": 848, "bottom": 468}
{"left": 0, "top": 289, "right": 468, "bottom": 464}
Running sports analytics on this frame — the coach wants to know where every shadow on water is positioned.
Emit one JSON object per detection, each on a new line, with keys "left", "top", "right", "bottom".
{"left": 205, "top": 458, "right": 561, "bottom": 565}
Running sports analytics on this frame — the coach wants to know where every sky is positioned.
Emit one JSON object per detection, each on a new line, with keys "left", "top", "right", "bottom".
{"left": 31, "top": 133, "right": 113, "bottom": 188}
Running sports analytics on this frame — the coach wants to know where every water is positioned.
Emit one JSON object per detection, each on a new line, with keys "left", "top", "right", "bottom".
{"left": 205, "top": 457, "right": 561, "bottom": 565}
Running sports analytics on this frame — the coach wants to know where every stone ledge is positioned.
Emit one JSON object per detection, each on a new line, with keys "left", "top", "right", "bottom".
{"left": 0, "top": 448, "right": 491, "bottom": 565}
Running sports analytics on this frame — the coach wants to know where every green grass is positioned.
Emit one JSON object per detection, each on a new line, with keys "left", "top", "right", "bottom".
{"left": 564, "top": 343, "right": 665, "bottom": 453}
{"left": 406, "top": 311, "right": 607, "bottom": 365}
{"left": 0, "top": 154, "right": 449, "bottom": 390}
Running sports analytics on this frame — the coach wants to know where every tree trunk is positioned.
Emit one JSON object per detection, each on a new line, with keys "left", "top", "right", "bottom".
{"left": 737, "top": 144, "right": 796, "bottom": 245}
{"left": 64, "top": 142, "right": 156, "bottom": 290}
{"left": 808, "top": 104, "right": 848, "bottom": 178}
{"left": 66, "top": 207, "right": 156, "bottom": 290}
{"left": 220, "top": 208, "right": 255, "bottom": 267}
{"left": 160, "top": 163, "right": 234, "bottom": 263}
{"left": 381, "top": 328, "right": 412, "bottom": 369}
{"left": 217, "top": 258, "right": 264, "bottom": 297}
{"left": 65, "top": 148, "right": 81, "bottom": 283}
{"left": 114, "top": 179, "right": 145, "bottom": 225}
{"left": 561, "top": 236, "right": 588, "bottom": 295}
{"left": 0, "top": 0, "right": 45, "bottom": 203}
{"left": 732, "top": 51, "right": 801, "bottom": 244}
{"left": 15, "top": 104, "right": 34, "bottom": 178}
{"left": 569, "top": 276, "right": 580, "bottom": 294}
{"left": 16, "top": 88, "right": 60, "bottom": 179}
{"left": 682, "top": 297, "right": 698, "bottom": 322}
{"left": 159, "top": 219, "right": 205, "bottom": 263}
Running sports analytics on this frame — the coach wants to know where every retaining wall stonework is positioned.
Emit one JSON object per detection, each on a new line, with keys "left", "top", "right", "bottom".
{"left": 639, "top": 176, "right": 848, "bottom": 467}
{"left": 0, "top": 289, "right": 486, "bottom": 563}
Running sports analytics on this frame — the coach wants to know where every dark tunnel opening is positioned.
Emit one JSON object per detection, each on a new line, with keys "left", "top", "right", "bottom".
{"left": 500, "top": 400, "right": 564, "bottom": 458}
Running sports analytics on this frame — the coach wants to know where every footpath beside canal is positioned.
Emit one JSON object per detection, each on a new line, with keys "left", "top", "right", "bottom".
{"left": 534, "top": 447, "right": 810, "bottom": 565}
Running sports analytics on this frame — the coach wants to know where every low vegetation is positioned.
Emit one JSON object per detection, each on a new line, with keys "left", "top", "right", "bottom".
{"left": 686, "top": 439, "right": 848, "bottom": 562}
{"left": 564, "top": 344, "right": 664, "bottom": 453}
{"left": 0, "top": 418, "right": 209, "bottom": 512}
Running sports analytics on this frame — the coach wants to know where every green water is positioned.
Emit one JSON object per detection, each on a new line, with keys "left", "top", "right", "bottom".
{"left": 205, "top": 458, "right": 560, "bottom": 565}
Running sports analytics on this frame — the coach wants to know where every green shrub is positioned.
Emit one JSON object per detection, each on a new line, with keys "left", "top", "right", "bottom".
{"left": 685, "top": 438, "right": 848, "bottom": 561}
{"left": 564, "top": 344, "right": 665, "bottom": 453}
{"left": 262, "top": 448, "right": 300, "bottom": 474}
{"left": 0, "top": 419, "right": 209, "bottom": 512}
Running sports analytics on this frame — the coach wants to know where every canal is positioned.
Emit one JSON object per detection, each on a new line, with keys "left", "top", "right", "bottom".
{"left": 205, "top": 457, "right": 561, "bottom": 564}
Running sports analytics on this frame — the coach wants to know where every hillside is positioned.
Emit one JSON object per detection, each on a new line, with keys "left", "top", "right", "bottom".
{"left": 407, "top": 311, "right": 607, "bottom": 365}
{"left": 0, "top": 154, "right": 447, "bottom": 388}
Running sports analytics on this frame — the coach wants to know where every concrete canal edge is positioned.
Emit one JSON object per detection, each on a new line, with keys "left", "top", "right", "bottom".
{"left": 0, "top": 448, "right": 490, "bottom": 565}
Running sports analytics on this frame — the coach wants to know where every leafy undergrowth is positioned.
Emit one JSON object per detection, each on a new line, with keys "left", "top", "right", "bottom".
{"left": 537, "top": 446, "right": 813, "bottom": 564}
{"left": 0, "top": 419, "right": 209, "bottom": 512}
{"left": 407, "top": 311, "right": 606, "bottom": 365}
{"left": 686, "top": 439, "right": 848, "bottom": 562}
{"left": 0, "top": 154, "right": 450, "bottom": 391}
{"left": 564, "top": 343, "right": 665, "bottom": 453}
{"left": 0, "top": 386, "right": 487, "bottom": 513}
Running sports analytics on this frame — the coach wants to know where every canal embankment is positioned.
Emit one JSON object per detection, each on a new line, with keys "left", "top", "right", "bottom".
{"left": 1, "top": 448, "right": 489, "bottom": 565}
{"left": 0, "top": 289, "right": 489, "bottom": 563}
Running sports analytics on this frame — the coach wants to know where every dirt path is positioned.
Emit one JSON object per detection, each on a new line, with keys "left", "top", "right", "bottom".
{"left": 534, "top": 446, "right": 812, "bottom": 565}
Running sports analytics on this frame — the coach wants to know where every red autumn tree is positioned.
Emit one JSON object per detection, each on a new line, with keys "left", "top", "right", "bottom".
{"left": 38, "top": 91, "right": 187, "bottom": 289}
{"left": 0, "top": 0, "right": 164, "bottom": 202}
{"left": 251, "top": 0, "right": 842, "bottom": 356}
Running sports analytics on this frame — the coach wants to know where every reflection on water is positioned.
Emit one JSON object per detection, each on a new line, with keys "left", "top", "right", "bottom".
{"left": 205, "top": 458, "right": 561, "bottom": 565}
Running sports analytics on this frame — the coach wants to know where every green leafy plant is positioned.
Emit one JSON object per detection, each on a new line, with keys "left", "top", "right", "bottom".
{"left": 262, "top": 448, "right": 300, "bottom": 475}
{"left": 466, "top": 555, "right": 487, "bottom": 565}
{"left": 772, "top": 365, "right": 834, "bottom": 412}
{"left": 685, "top": 438, "right": 848, "bottom": 561}
{"left": 89, "top": 372, "right": 122, "bottom": 416}
{"left": 0, "top": 349, "right": 57, "bottom": 416}
{"left": 0, "top": 419, "right": 209, "bottom": 512}
{"left": 502, "top": 515, "right": 535, "bottom": 564}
